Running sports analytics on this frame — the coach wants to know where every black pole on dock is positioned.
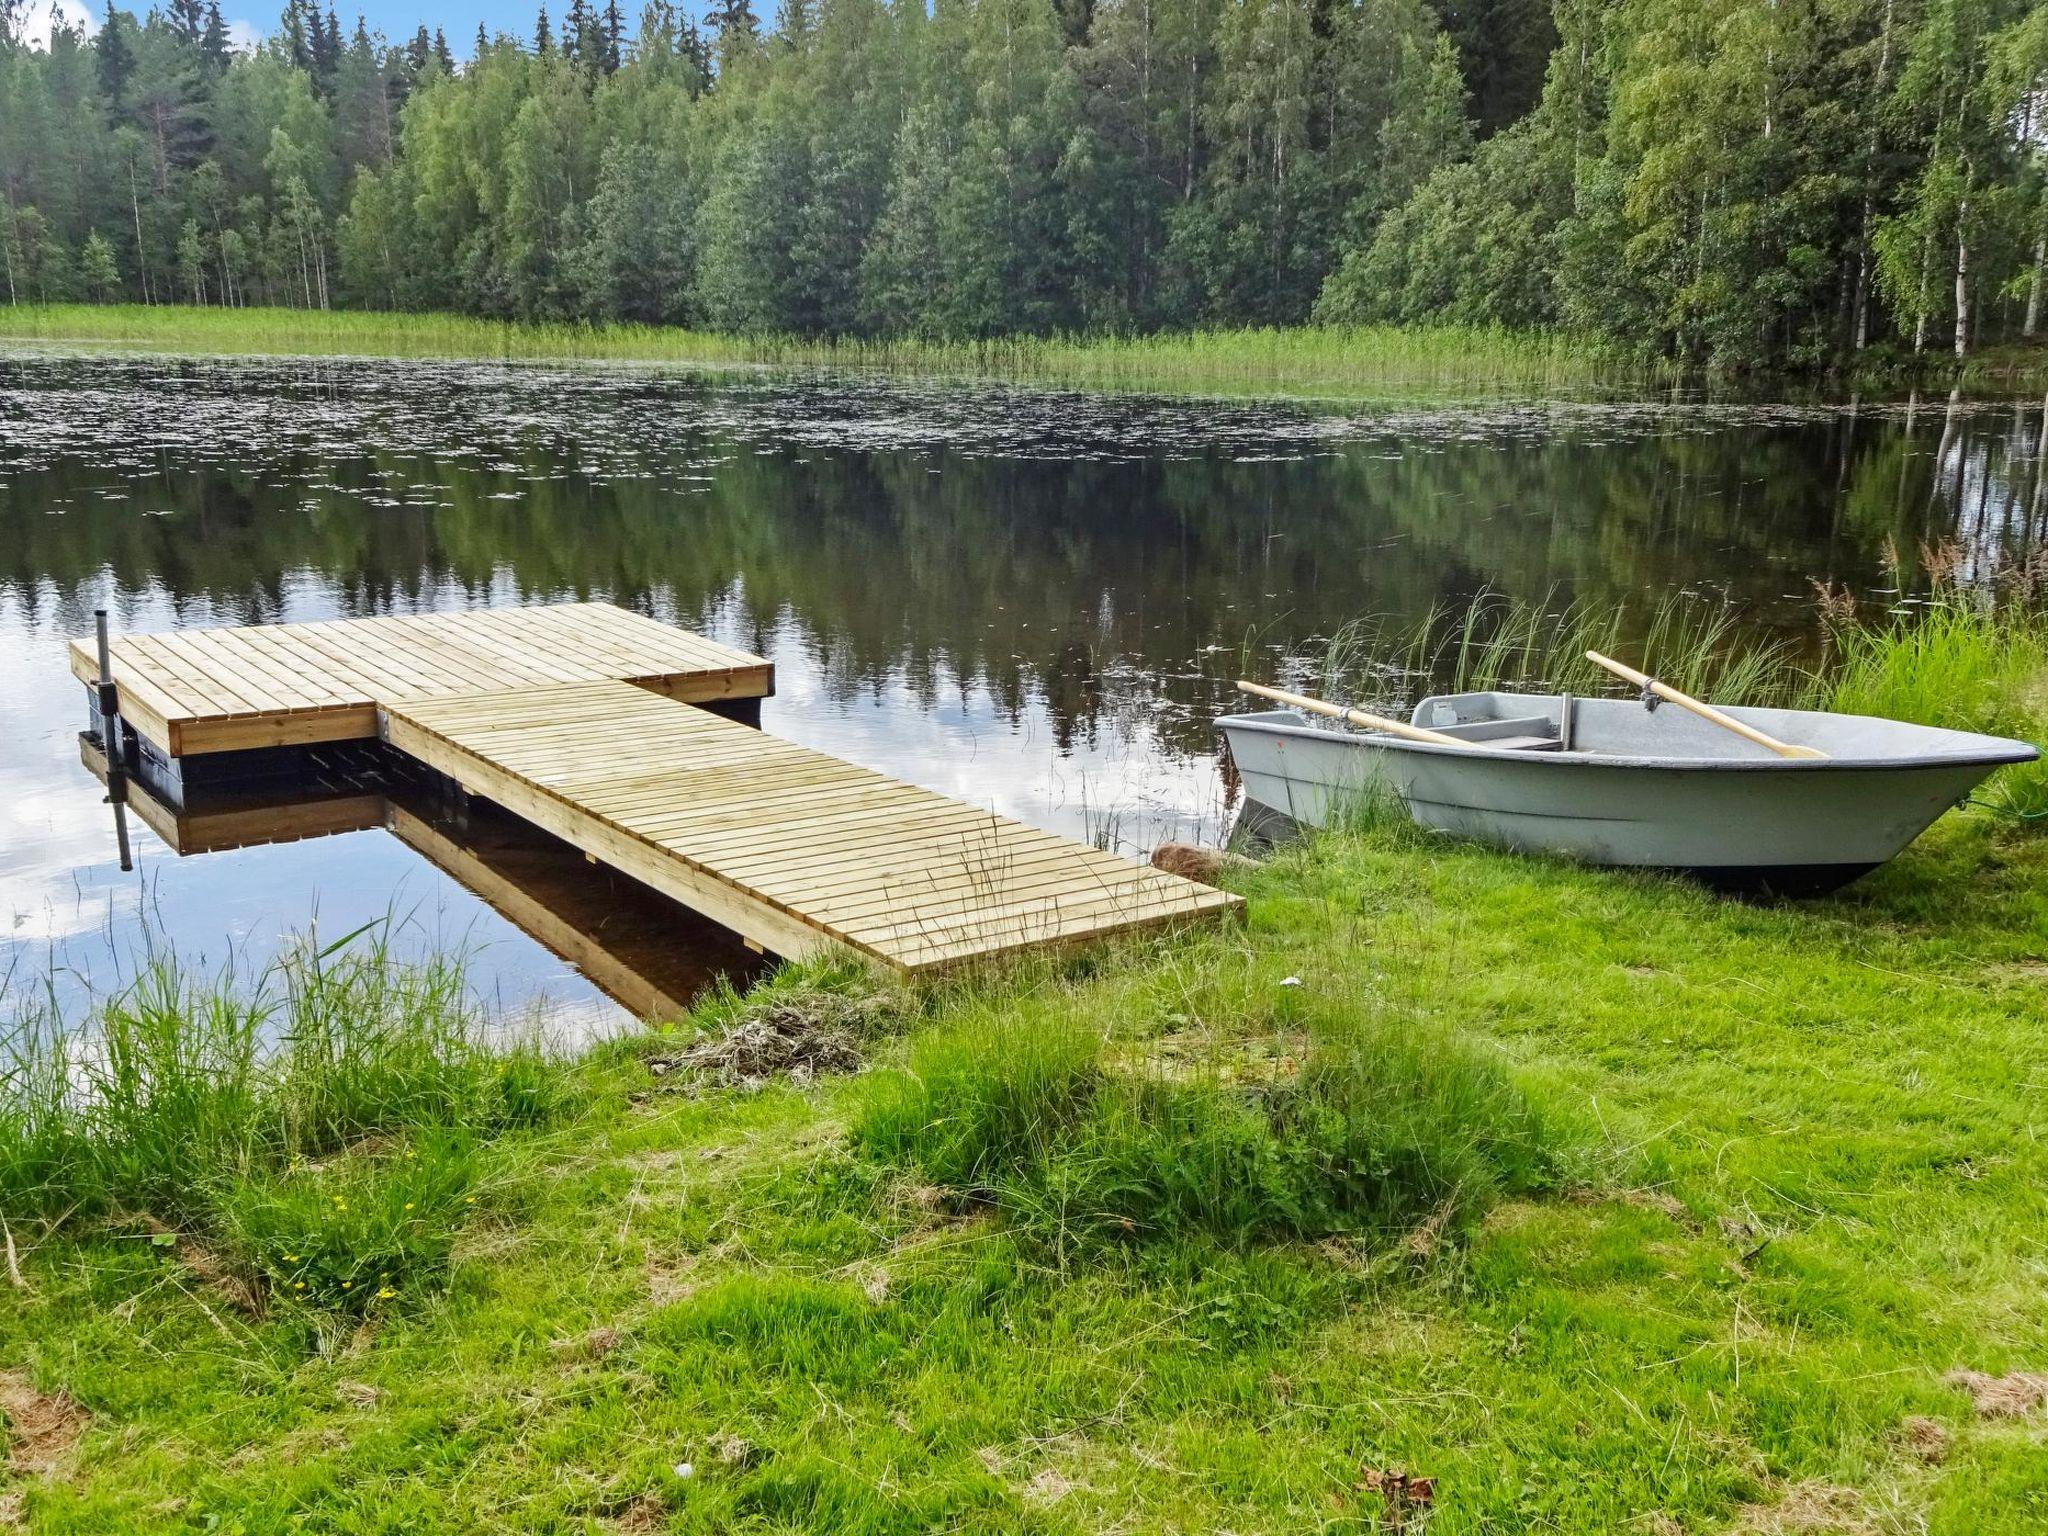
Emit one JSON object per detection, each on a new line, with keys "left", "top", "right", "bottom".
{"left": 94, "top": 608, "right": 133, "bottom": 872}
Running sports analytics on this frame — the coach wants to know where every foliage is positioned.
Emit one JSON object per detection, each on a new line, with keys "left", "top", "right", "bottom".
{"left": 7, "top": 0, "right": 2042, "bottom": 367}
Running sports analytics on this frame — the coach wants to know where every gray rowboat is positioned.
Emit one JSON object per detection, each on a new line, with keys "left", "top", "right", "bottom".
{"left": 1217, "top": 690, "right": 2040, "bottom": 893}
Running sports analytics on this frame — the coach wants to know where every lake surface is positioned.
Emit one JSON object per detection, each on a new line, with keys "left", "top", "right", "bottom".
{"left": 3, "top": 352, "right": 2042, "bottom": 1033}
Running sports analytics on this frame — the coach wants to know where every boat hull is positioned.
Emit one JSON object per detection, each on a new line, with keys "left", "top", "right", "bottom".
{"left": 1218, "top": 703, "right": 2036, "bottom": 892}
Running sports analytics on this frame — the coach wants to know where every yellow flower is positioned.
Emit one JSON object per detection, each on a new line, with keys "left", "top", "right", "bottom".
{"left": 464, "top": 1196, "right": 476, "bottom": 1205}
{"left": 403, "top": 1202, "right": 415, "bottom": 1211}
{"left": 341, "top": 1281, "right": 352, "bottom": 1290}
{"left": 282, "top": 1254, "right": 299, "bottom": 1263}
{"left": 376, "top": 1287, "right": 396, "bottom": 1300}
{"left": 294, "top": 1281, "right": 306, "bottom": 1290}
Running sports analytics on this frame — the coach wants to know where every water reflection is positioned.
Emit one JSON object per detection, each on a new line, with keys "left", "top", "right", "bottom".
{"left": 3, "top": 354, "right": 2043, "bottom": 1026}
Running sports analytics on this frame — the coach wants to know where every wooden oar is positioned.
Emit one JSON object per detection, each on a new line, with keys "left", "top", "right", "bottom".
{"left": 1583, "top": 650, "right": 1829, "bottom": 761}
{"left": 1236, "top": 681, "right": 1472, "bottom": 748}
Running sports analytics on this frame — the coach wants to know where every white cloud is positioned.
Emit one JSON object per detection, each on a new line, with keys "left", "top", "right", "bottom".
{"left": 16, "top": 0, "right": 97, "bottom": 47}
{"left": 226, "top": 17, "right": 263, "bottom": 51}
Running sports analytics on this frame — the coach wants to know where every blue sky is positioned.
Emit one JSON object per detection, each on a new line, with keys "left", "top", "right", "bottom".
{"left": 22, "top": 0, "right": 669, "bottom": 57}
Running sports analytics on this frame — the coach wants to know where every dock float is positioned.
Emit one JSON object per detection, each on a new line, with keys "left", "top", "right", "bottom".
{"left": 79, "top": 603, "right": 1241, "bottom": 974}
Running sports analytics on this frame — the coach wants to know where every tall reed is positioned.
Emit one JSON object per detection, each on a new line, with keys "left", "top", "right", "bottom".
{"left": 1, "top": 304, "right": 1635, "bottom": 400}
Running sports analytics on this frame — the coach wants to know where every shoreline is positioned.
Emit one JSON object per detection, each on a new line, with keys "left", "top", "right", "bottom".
{"left": 8, "top": 302, "right": 2041, "bottom": 403}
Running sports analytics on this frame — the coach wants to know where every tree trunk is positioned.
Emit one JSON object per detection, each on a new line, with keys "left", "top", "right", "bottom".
{"left": 128, "top": 162, "right": 151, "bottom": 305}
{"left": 1953, "top": 198, "right": 1970, "bottom": 359}
{"left": 2027, "top": 231, "right": 2044, "bottom": 337}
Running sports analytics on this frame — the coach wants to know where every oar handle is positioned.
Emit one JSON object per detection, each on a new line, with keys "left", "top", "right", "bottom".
{"left": 1583, "top": 651, "right": 1828, "bottom": 761}
{"left": 1236, "top": 681, "right": 1472, "bottom": 748}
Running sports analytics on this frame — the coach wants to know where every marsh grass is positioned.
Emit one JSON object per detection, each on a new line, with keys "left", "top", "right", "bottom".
{"left": 1814, "top": 594, "right": 2048, "bottom": 817}
{"left": 1317, "top": 588, "right": 1806, "bottom": 714}
{"left": 0, "top": 304, "right": 1634, "bottom": 399}
{"left": 0, "top": 924, "right": 566, "bottom": 1314}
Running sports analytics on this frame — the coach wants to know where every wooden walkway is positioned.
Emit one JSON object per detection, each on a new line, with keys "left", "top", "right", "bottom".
{"left": 72, "top": 602, "right": 771, "bottom": 757}
{"left": 81, "top": 604, "right": 1241, "bottom": 973}
{"left": 383, "top": 680, "right": 1240, "bottom": 973}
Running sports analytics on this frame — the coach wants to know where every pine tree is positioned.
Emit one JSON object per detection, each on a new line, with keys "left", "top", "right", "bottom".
{"left": 433, "top": 26, "right": 454, "bottom": 71}
{"left": 601, "top": 0, "right": 623, "bottom": 73}
{"left": 534, "top": 4, "right": 552, "bottom": 53}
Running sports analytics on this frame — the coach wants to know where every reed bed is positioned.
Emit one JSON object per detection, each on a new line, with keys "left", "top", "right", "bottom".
{"left": 0, "top": 304, "right": 1634, "bottom": 399}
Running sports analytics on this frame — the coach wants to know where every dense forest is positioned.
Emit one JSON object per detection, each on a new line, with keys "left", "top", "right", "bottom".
{"left": 1, "top": 0, "right": 2045, "bottom": 368}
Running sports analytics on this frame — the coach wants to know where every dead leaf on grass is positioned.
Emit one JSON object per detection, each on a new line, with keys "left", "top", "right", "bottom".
{"left": 550, "top": 1325, "right": 623, "bottom": 1363}
{"left": 1357, "top": 1467, "right": 1436, "bottom": 1533}
{"left": 1730, "top": 1481, "right": 1876, "bottom": 1534}
{"left": 1944, "top": 1367, "right": 2048, "bottom": 1418}
{"left": 334, "top": 1379, "right": 381, "bottom": 1410}
{"left": 1896, "top": 1415, "right": 1951, "bottom": 1464}
{"left": 0, "top": 1370, "right": 88, "bottom": 1477}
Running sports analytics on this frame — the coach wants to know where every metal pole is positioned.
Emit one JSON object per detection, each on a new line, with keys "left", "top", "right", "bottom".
{"left": 94, "top": 609, "right": 133, "bottom": 871}
{"left": 94, "top": 608, "right": 123, "bottom": 765}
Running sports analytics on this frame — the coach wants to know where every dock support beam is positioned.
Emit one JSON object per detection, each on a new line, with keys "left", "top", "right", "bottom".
{"left": 93, "top": 609, "right": 134, "bottom": 872}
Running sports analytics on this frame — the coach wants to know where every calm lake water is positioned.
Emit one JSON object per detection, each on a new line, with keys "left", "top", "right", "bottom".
{"left": 3, "top": 352, "right": 2042, "bottom": 1033}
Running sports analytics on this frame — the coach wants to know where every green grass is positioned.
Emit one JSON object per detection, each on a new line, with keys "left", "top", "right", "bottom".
{"left": 0, "top": 924, "right": 566, "bottom": 1323}
{"left": 853, "top": 991, "right": 1569, "bottom": 1254}
{"left": 5, "top": 800, "right": 2048, "bottom": 1530}
{"left": 0, "top": 303, "right": 1638, "bottom": 400}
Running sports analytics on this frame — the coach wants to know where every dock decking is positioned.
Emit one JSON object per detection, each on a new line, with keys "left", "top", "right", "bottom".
{"left": 81, "top": 603, "right": 1240, "bottom": 974}
{"left": 384, "top": 681, "right": 1240, "bottom": 973}
{"left": 72, "top": 602, "right": 772, "bottom": 757}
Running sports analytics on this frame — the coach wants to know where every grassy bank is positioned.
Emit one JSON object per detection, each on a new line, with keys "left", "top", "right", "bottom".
{"left": 0, "top": 303, "right": 1639, "bottom": 400}
{"left": 5, "top": 804, "right": 2047, "bottom": 1529}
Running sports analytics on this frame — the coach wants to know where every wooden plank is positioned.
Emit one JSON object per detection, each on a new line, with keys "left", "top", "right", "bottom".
{"left": 381, "top": 708, "right": 850, "bottom": 965}
{"left": 382, "top": 680, "right": 1241, "bottom": 972}
{"left": 70, "top": 604, "right": 774, "bottom": 757}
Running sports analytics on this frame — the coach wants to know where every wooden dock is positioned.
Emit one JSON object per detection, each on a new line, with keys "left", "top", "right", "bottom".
{"left": 71, "top": 602, "right": 771, "bottom": 757}
{"left": 82, "top": 603, "right": 1240, "bottom": 974}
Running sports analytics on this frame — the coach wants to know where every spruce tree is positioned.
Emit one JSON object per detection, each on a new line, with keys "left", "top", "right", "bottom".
{"left": 433, "top": 26, "right": 453, "bottom": 71}
{"left": 166, "top": 0, "right": 204, "bottom": 45}
{"left": 534, "top": 4, "right": 551, "bottom": 53}
{"left": 199, "top": 0, "right": 230, "bottom": 70}
{"left": 96, "top": 3, "right": 137, "bottom": 114}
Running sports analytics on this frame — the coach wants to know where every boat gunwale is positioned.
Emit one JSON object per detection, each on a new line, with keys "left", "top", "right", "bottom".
{"left": 1215, "top": 709, "right": 2042, "bottom": 775}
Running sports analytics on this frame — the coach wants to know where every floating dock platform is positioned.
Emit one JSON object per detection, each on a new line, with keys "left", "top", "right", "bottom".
{"left": 79, "top": 603, "right": 1240, "bottom": 976}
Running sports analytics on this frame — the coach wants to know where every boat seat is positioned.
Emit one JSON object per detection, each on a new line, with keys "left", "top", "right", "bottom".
{"left": 1425, "top": 714, "right": 1563, "bottom": 752}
